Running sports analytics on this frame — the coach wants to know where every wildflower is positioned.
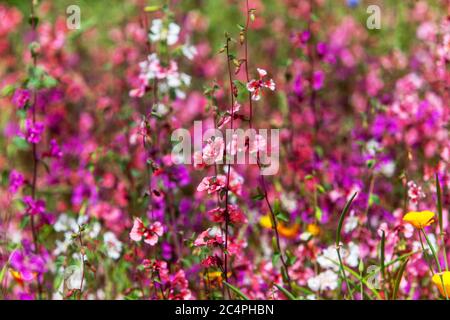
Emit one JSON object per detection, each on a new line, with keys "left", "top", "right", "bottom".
{"left": 23, "top": 119, "right": 44, "bottom": 144}
{"left": 8, "top": 170, "right": 24, "bottom": 194}
{"left": 197, "top": 175, "right": 226, "bottom": 194}
{"left": 307, "top": 223, "right": 321, "bottom": 237}
{"left": 202, "top": 137, "right": 224, "bottom": 165}
{"left": 247, "top": 68, "right": 275, "bottom": 101}
{"left": 207, "top": 205, "right": 247, "bottom": 224}
{"left": 228, "top": 167, "right": 244, "bottom": 196}
{"left": 407, "top": 181, "right": 425, "bottom": 204}
{"left": 149, "top": 19, "right": 180, "bottom": 45}
{"left": 23, "top": 196, "right": 45, "bottom": 216}
{"left": 403, "top": 210, "right": 435, "bottom": 229}
{"left": 194, "top": 227, "right": 223, "bottom": 247}
{"left": 12, "top": 88, "right": 30, "bottom": 109}
{"left": 307, "top": 270, "right": 339, "bottom": 292}
{"left": 259, "top": 214, "right": 299, "bottom": 239}
{"left": 129, "top": 218, "right": 164, "bottom": 246}
{"left": 312, "top": 70, "right": 324, "bottom": 90}
{"left": 103, "top": 231, "right": 122, "bottom": 260}
{"left": 201, "top": 255, "right": 221, "bottom": 268}
{"left": 217, "top": 102, "right": 241, "bottom": 129}
{"left": 432, "top": 272, "right": 450, "bottom": 297}
{"left": 9, "top": 248, "right": 46, "bottom": 285}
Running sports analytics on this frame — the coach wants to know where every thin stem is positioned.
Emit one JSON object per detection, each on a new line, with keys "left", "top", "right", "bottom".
{"left": 336, "top": 246, "right": 354, "bottom": 299}
{"left": 421, "top": 229, "right": 449, "bottom": 300}
{"left": 223, "top": 37, "right": 235, "bottom": 299}
{"left": 30, "top": 0, "right": 43, "bottom": 300}
{"left": 243, "top": 0, "right": 292, "bottom": 290}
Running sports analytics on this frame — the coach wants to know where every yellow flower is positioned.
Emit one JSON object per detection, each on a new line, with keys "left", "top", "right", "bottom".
{"left": 307, "top": 223, "right": 321, "bottom": 237}
{"left": 259, "top": 215, "right": 273, "bottom": 229}
{"left": 402, "top": 210, "right": 435, "bottom": 229}
{"left": 259, "top": 214, "right": 299, "bottom": 239}
{"left": 432, "top": 271, "right": 450, "bottom": 297}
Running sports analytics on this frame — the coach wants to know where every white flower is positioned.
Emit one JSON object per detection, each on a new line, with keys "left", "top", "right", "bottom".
{"left": 379, "top": 160, "right": 396, "bottom": 177}
{"left": 64, "top": 265, "right": 84, "bottom": 290}
{"left": 307, "top": 270, "right": 338, "bottom": 292}
{"left": 317, "top": 242, "right": 360, "bottom": 271}
{"left": 344, "top": 211, "right": 358, "bottom": 233}
{"left": 149, "top": 19, "right": 180, "bottom": 45}
{"left": 89, "top": 222, "right": 101, "bottom": 239}
{"left": 182, "top": 44, "right": 197, "bottom": 60}
{"left": 280, "top": 192, "right": 298, "bottom": 213}
{"left": 104, "top": 231, "right": 123, "bottom": 260}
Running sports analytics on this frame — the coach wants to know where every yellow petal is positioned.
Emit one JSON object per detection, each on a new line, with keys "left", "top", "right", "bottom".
{"left": 403, "top": 211, "right": 435, "bottom": 229}
{"left": 432, "top": 271, "right": 450, "bottom": 297}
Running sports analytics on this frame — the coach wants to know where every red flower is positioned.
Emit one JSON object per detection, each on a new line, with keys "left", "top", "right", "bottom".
{"left": 247, "top": 68, "right": 275, "bottom": 101}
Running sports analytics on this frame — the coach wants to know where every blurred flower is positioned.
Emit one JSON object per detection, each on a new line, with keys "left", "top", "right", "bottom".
{"left": 307, "top": 270, "right": 338, "bottom": 292}
{"left": 149, "top": 19, "right": 180, "bottom": 45}
{"left": 104, "top": 231, "right": 122, "bottom": 260}
{"left": 22, "top": 119, "right": 44, "bottom": 144}
{"left": 12, "top": 88, "right": 30, "bottom": 109}
{"left": 8, "top": 170, "right": 24, "bottom": 193}
{"left": 432, "top": 272, "right": 450, "bottom": 297}
{"left": 403, "top": 211, "right": 435, "bottom": 229}
{"left": 23, "top": 196, "right": 45, "bottom": 216}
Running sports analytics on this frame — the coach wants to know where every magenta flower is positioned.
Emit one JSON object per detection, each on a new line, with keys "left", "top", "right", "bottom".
{"left": 247, "top": 68, "right": 275, "bottom": 101}
{"left": 312, "top": 70, "right": 325, "bottom": 90}
{"left": 9, "top": 170, "right": 25, "bottom": 193}
{"left": 9, "top": 247, "right": 46, "bottom": 284}
{"left": 23, "top": 119, "right": 44, "bottom": 144}
{"left": 12, "top": 88, "right": 31, "bottom": 109}
{"left": 23, "top": 196, "right": 46, "bottom": 216}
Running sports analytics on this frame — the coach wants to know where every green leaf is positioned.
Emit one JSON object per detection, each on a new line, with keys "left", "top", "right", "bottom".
{"left": 336, "top": 192, "right": 358, "bottom": 246}
{"left": 436, "top": 173, "right": 444, "bottom": 233}
{"left": 276, "top": 212, "right": 289, "bottom": 223}
{"left": 223, "top": 281, "right": 249, "bottom": 300}
{"left": 272, "top": 252, "right": 281, "bottom": 266}
{"left": 380, "top": 230, "right": 386, "bottom": 279}
{"left": 274, "top": 283, "right": 296, "bottom": 300}
{"left": 392, "top": 258, "right": 409, "bottom": 299}
{"left": 315, "top": 206, "right": 323, "bottom": 221}
{"left": 0, "top": 262, "right": 8, "bottom": 284}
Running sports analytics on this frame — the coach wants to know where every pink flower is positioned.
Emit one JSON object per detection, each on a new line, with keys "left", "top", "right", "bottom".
{"left": 217, "top": 102, "right": 241, "bottom": 129}
{"left": 12, "top": 88, "right": 30, "bottom": 109}
{"left": 207, "top": 205, "right": 247, "bottom": 224}
{"left": 228, "top": 167, "right": 244, "bottom": 196}
{"left": 197, "top": 175, "right": 226, "bottom": 194}
{"left": 312, "top": 70, "right": 325, "bottom": 90}
{"left": 201, "top": 255, "right": 221, "bottom": 268}
{"left": 247, "top": 68, "right": 275, "bottom": 101}
{"left": 194, "top": 227, "right": 223, "bottom": 247}
{"left": 130, "top": 218, "right": 164, "bottom": 246}
{"left": 249, "top": 134, "right": 267, "bottom": 154}
{"left": 407, "top": 181, "right": 425, "bottom": 205}
{"left": 202, "top": 137, "right": 224, "bottom": 165}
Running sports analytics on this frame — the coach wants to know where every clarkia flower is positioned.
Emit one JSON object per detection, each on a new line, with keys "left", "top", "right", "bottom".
{"left": 403, "top": 210, "right": 435, "bottom": 229}
{"left": 197, "top": 175, "right": 226, "bottom": 194}
{"left": 247, "top": 68, "right": 275, "bottom": 101}
{"left": 12, "top": 88, "right": 30, "bottom": 109}
{"left": 129, "top": 218, "right": 164, "bottom": 246}
{"left": 23, "top": 119, "right": 44, "bottom": 144}
{"left": 23, "top": 196, "right": 46, "bottom": 216}
{"left": 9, "top": 170, "right": 25, "bottom": 193}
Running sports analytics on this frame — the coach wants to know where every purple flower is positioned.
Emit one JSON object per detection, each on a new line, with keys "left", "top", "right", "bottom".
{"left": 9, "top": 170, "right": 25, "bottom": 193}
{"left": 12, "top": 88, "right": 31, "bottom": 109}
{"left": 9, "top": 246, "right": 47, "bottom": 283}
{"left": 316, "top": 42, "right": 328, "bottom": 57}
{"left": 23, "top": 119, "right": 44, "bottom": 144}
{"left": 48, "top": 139, "right": 63, "bottom": 158}
{"left": 293, "top": 74, "right": 303, "bottom": 97}
{"left": 312, "top": 70, "right": 325, "bottom": 90}
{"left": 23, "top": 196, "right": 46, "bottom": 216}
{"left": 300, "top": 30, "right": 311, "bottom": 44}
